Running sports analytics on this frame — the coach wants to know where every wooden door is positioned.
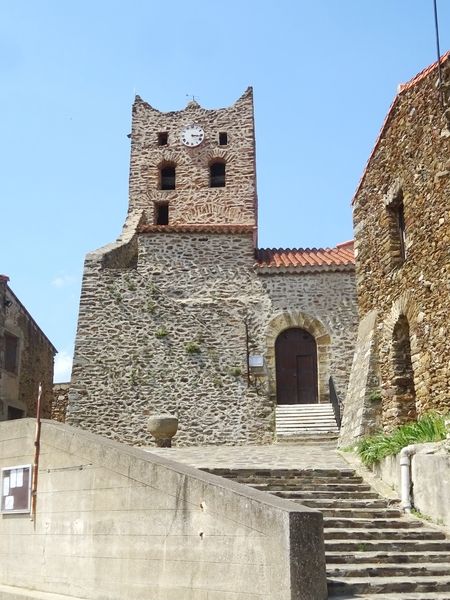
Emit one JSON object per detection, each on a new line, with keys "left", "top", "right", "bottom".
{"left": 275, "top": 328, "right": 318, "bottom": 404}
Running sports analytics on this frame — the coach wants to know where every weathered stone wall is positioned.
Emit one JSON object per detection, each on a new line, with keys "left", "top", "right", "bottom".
{"left": 52, "top": 382, "right": 69, "bottom": 422}
{"left": 128, "top": 88, "right": 257, "bottom": 229}
{"left": 261, "top": 271, "right": 358, "bottom": 403}
{"left": 339, "top": 310, "right": 382, "bottom": 446}
{"left": 351, "top": 59, "right": 450, "bottom": 430}
{"left": 68, "top": 232, "right": 274, "bottom": 446}
{"left": 68, "top": 231, "right": 357, "bottom": 447}
{"left": 0, "top": 279, "right": 55, "bottom": 421}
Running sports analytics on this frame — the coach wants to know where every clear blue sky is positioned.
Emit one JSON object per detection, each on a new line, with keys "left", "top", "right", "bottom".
{"left": 1, "top": 1, "right": 449, "bottom": 381}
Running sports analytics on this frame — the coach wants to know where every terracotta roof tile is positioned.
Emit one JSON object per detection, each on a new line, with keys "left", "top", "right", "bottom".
{"left": 256, "top": 241, "right": 354, "bottom": 270}
{"left": 352, "top": 51, "right": 450, "bottom": 205}
{"left": 138, "top": 224, "right": 255, "bottom": 234}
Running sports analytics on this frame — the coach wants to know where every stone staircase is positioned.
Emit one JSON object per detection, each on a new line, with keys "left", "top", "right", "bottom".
{"left": 206, "top": 467, "right": 450, "bottom": 599}
{"left": 276, "top": 403, "right": 339, "bottom": 438}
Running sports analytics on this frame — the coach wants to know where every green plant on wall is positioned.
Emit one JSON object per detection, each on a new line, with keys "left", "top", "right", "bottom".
{"left": 155, "top": 326, "right": 169, "bottom": 338}
{"left": 185, "top": 341, "right": 201, "bottom": 354}
{"left": 356, "top": 412, "right": 449, "bottom": 467}
{"left": 229, "top": 366, "right": 242, "bottom": 377}
{"left": 146, "top": 300, "right": 156, "bottom": 314}
{"left": 368, "top": 389, "right": 382, "bottom": 402}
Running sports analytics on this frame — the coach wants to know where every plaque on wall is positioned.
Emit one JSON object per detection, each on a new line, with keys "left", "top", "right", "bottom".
{"left": 1, "top": 465, "right": 32, "bottom": 514}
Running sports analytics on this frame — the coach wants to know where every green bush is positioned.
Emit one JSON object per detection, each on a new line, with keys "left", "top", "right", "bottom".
{"left": 185, "top": 341, "right": 201, "bottom": 354}
{"left": 357, "top": 412, "right": 448, "bottom": 467}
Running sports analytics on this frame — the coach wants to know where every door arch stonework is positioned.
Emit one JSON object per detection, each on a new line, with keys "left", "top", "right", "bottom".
{"left": 265, "top": 311, "right": 331, "bottom": 404}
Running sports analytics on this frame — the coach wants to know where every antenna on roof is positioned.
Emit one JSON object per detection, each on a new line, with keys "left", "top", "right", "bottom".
{"left": 433, "top": 0, "right": 445, "bottom": 108}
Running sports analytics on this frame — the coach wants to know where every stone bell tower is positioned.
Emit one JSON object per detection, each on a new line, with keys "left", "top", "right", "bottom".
{"left": 127, "top": 87, "right": 257, "bottom": 232}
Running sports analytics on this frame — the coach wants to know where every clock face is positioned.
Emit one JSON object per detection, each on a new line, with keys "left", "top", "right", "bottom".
{"left": 180, "top": 124, "right": 205, "bottom": 147}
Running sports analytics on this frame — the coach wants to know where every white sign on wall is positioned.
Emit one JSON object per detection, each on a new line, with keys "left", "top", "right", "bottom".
{"left": 1, "top": 465, "right": 32, "bottom": 514}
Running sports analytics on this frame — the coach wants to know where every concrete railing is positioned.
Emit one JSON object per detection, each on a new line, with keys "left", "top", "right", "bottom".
{"left": 372, "top": 441, "right": 450, "bottom": 528}
{"left": 0, "top": 419, "right": 327, "bottom": 600}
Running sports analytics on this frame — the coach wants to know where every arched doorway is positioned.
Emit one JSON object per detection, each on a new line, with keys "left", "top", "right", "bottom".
{"left": 275, "top": 328, "right": 318, "bottom": 404}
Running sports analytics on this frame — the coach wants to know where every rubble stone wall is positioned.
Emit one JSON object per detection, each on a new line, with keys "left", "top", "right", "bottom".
{"left": 0, "top": 281, "right": 54, "bottom": 421}
{"left": 68, "top": 232, "right": 357, "bottom": 447}
{"left": 351, "top": 61, "right": 450, "bottom": 430}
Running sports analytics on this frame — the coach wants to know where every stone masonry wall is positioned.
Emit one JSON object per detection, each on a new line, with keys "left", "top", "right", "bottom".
{"left": 352, "top": 60, "right": 450, "bottom": 428}
{"left": 68, "top": 232, "right": 357, "bottom": 447}
{"left": 52, "top": 382, "right": 70, "bottom": 422}
{"left": 68, "top": 233, "right": 273, "bottom": 446}
{"left": 0, "top": 281, "right": 54, "bottom": 420}
{"left": 128, "top": 88, "right": 257, "bottom": 229}
{"left": 261, "top": 271, "right": 358, "bottom": 403}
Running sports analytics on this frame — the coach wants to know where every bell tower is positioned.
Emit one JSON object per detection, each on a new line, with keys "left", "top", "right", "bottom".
{"left": 127, "top": 88, "right": 257, "bottom": 232}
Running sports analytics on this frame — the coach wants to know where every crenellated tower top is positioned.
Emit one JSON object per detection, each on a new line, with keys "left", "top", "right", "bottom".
{"left": 127, "top": 88, "right": 257, "bottom": 232}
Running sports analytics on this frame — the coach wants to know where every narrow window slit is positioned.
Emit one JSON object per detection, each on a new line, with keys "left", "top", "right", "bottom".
{"left": 155, "top": 203, "right": 169, "bottom": 225}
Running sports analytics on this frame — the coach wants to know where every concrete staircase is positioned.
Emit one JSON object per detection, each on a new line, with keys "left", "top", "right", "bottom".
{"left": 276, "top": 403, "right": 339, "bottom": 438}
{"left": 207, "top": 467, "right": 450, "bottom": 599}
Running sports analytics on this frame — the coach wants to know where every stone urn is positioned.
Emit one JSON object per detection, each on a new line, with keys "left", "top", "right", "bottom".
{"left": 147, "top": 414, "right": 178, "bottom": 447}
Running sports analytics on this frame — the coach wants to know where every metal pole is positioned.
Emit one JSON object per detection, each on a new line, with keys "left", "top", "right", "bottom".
{"left": 31, "top": 383, "right": 42, "bottom": 522}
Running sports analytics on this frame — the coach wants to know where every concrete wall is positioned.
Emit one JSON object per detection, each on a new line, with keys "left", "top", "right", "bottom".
{"left": 0, "top": 419, "right": 327, "bottom": 600}
{"left": 372, "top": 441, "right": 450, "bottom": 528}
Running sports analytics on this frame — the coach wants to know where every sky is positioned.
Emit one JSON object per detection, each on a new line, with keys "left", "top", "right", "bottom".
{"left": 1, "top": 1, "right": 449, "bottom": 382}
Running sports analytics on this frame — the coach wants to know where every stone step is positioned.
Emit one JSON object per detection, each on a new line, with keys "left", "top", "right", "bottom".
{"left": 325, "top": 540, "right": 450, "bottom": 553}
{"left": 321, "top": 508, "right": 402, "bottom": 518}
{"left": 255, "top": 479, "right": 371, "bottom": 493}
{"left": 334, "top": 593, "right": 450, "bottom": 599}
{"left": 277, "top": 428, "right": 339, "bottom": 433}
{"left": 276, "top": 434, "right": 339, "bottom": 443}
{"left": 327, "top": 562, "right": 450, "bottom": 578}
{"left": 276, "top": 417, "right": 337, "bottom": 422}
{"left": 323, "top": 518, "right": 424, "bottom": 530}
{"left": 275, "top": 490, "right": 380, "bottom": 500}
{"left": 326, "top": 550, "right": 450, "bottom": 565}
{"left": 327, "top": 574, "right": 450, "bottom": 595}
{"left": 276, "top": 403, "right": 335, "bottom": 410}
{"left": 300, "top": 498, "right": 394, "bottom": 510}
{"left": 248, "top": 475, "right": 364, "bottom": 486}
{"left": 205, "top": 468, "right": 356, "bottom": 478}
{"left": 324, "top": 528, "right": 446, "bottom": 541}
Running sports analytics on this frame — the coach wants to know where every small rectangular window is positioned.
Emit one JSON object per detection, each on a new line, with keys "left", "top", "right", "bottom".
{"left": 160, "top": 166, "right": 175, "bottom": 190}
{"left": 158, "top": 132, "right": 168, "bottom": 146}
{"left": 219, "top": 132, "right": 228, "bottom": 145}
{"left": 155, "top": 203, "right": 169, "bottom": 225}
{"left": 5, "top": 334, "right": 18, "bottom": 374}
{"left": 396, "top": 201, "right": 406, "bottom": 262}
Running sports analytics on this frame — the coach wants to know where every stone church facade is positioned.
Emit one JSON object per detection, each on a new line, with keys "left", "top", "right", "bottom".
{"left": 340, "top": 54, "right": 450, "bottom": 445}
{"left": 67, "top": 88, "right": 358, "bottom": 446}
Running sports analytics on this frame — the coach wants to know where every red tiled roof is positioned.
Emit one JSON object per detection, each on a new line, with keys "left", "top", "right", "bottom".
{"left": 138, "top": 224, "right": 255, "bottom": 234}
{"left": 256, "top": 241, "right": 354, "bottom": 270}
{"left": 352, "top": 51, "right": 450, "bottom": 205}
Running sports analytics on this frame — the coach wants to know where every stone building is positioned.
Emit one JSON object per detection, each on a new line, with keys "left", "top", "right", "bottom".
{"left": 0, "top": 275, "right": 55, "bottom": 420}
{"left": 68, "top": 88, "right": 358, "bottom": 446}
{"left": 340, "top": 54, "right": 450, "bottom": 445}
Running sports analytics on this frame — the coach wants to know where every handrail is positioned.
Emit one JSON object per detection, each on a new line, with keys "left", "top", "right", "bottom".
{"left": 329, "top": 376, "right": 342, "bottom": 429}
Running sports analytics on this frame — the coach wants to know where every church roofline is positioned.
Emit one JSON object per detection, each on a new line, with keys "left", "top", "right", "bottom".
{"left": 133, "top": 86, "right": 253, "bottom": 115}
{"left": 138, "top": 224, "right": 255, "bottom": 234}
{"left": 256, "top": 242, "right": 355, "bottom": 269}
{"left": 352, "top": 51, "right": 450, "bottom": 206}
